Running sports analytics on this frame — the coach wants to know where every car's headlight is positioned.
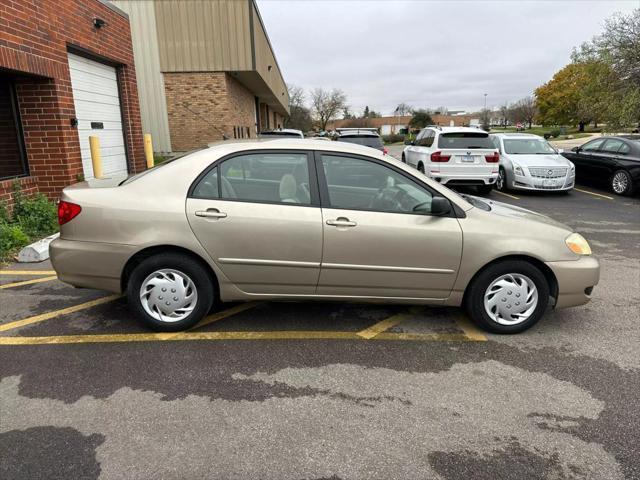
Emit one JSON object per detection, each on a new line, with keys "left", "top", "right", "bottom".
{"left": 568, "top": 161, "right": 575, "bottom": 173}
{"left": 565, "top": 233, "right": 592, "bottom": 255}
{"left": 513, "top": 162, "right": 524, "bottom": 176}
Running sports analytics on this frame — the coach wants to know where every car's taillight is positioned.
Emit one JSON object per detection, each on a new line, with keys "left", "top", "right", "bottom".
{"left": 431, "top": 151, "right": 451, "bottom": 162}
{"left": 58, "top": 200, "right": 81, "bottom": 225}
{"left": 485, "top": 152, "right": 500, "bottom": 163}
{"left": 383, "top": 147, "right": 388, "bottom": 155}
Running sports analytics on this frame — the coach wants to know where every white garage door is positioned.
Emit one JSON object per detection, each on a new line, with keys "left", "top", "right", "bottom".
{"left": 68, "top": 53, "right": 128, "bottom": 179}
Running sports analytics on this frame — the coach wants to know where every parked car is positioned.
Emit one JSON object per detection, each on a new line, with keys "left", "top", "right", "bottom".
{"left": 489, "top": 133, "right": 575, "bottom": 192}
{"left": 562, "top": 135, "right": 640, "bottom": 196}
{"left": 402, "top": 126, "right": 499, "bottom": 194}
{"left": 258, "top": 129, "right": 304, "bottom": 139}
{"left": 335, "top": 128, "right": 387, "bottom": 155}
{"left": 51, "top": 139, "right": 599, "bottom": 334}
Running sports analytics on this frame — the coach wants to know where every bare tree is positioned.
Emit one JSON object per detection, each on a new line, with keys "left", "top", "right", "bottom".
{"left": 499, "top": 103, "right": 510, "bottom": 127}
{"left": 479, "top": 108, "right": 491, "bottom": 131}
{"left": 394, "top": 103, "right": 413, "bottom": 116}
{"left": 513, "top": 96, "right": 537, "bottom": 128}
{"left": 284, "top": 84, "right": 313, "bottom": 132}
{"left": 310, "top": 88, "right": 347, "bottom": 131}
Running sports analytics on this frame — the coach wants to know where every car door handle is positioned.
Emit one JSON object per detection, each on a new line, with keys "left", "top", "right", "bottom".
{"left": 195, "top": 209, "right": 227, "bottom": 219}
{"left": 326, "top": 217, "right": 357, "bottom": 227}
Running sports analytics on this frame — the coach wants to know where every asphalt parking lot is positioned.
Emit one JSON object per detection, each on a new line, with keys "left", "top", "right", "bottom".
{"left": 1, "top": 151, "right": 639, "bottom": 479}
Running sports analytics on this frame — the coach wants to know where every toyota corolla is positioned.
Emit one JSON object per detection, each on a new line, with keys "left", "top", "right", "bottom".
{"left": 50, "top": 139, "right": 599, "bottom": 334}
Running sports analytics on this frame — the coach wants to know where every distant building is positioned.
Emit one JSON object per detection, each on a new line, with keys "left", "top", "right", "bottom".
{"left": 113, "top": 0, "right": 289, "bottom": 152}
{"left": 328, "top": 114, "right": 480, "bottom": 134}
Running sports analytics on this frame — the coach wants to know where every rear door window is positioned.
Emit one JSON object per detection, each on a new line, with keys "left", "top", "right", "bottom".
{"left": 601, "top": 139, "right": 625, "bottom": 154}
{"left": 437, "top": 132, "right": 494, "bottom": 149}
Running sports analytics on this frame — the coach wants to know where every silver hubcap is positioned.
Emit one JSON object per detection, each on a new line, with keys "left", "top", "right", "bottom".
{"left": 139, "top": 269, "right": 198, "bottom": 323}
{"left": 612, "top": 172, "right": 628, "bottom": 194}
{"left": 483, "top": 273, "right": 538, "bottom": 325}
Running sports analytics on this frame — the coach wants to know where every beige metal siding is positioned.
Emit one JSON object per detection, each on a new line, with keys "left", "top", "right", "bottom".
{"left": 252, "top": 3, "right": 289, "bottom": 112}
{"left": 154, "top": 0, "right": 252, "bottom": 72}
{"left": 113, "top": 0, "right": 172, "bottom": 152}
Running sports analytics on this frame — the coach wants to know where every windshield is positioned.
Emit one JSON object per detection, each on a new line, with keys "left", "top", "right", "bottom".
{"left": 337, "top": 136, "right": 384, "bottom": 149}
{"left": 438, "top": 132, "right": 493, "bottom": 149}
{"left": 503, "top": 139, "right": 556, "bottom": 155}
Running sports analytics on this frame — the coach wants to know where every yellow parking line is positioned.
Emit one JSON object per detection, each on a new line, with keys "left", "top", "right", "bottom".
{"left": 0, "top": 270, "right": 57, "bottom": 275}
{"left": 0, "top": 295, "right": 121, "bottom": 333}
{"left": 0, "top": 329, "right": 484, "bottom": 345}
{"left": 357, "top": 313, "right": 409, "bottom": 339}
{"left": 493, "top": 190, "right": 520, "bottom": 200}
{"left": 0, "top": 276, "right": 57, "bottom": 290}
{"left": 454, "top": 315, "right": 488, "bottom": 341}
{"left": 574, "top": 188, "right": 614, "bottom": 200}
{"left": 189, "top": 302, "right": 260, "bottom": 330}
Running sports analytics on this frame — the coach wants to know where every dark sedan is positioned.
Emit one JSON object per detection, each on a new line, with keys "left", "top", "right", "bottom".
{"left": 562, "top": 135, "right": 640, "bottom": 196}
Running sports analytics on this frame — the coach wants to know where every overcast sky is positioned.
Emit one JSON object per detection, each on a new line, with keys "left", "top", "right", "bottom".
{"left": 257, "top": 0, "right": 639, "bottom": 115}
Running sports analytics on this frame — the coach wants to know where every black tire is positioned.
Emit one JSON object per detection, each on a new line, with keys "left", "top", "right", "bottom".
{"left": 417, "top": 163, "right": 425, "bottom": 173}
{"left": 476, "top": 184, "right": 494, "bottom": 195}
{"left": 464, "top": 260, "right": 549, "bottom": 334}
{"left": 611, "top": 169, "right": 635, "bottom": 196}
{"left": 401, "top": 153, "right": 407, "bottom": 163}
{"left": 496, "top": 167, "right": 509, "bottom": 192}
{"left": 127, "top": 253, "right": 214, "bottom": 331}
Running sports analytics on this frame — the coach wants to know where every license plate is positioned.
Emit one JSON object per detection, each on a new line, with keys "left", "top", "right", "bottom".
{"left": 542, "top": 179, "right": 560, "bottom": 187}
{"left": 460, "top": 155, "right": 474, "bottom": 163}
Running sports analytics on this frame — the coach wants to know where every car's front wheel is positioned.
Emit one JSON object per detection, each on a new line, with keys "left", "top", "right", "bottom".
{"left": 127, "top": 253, "right": 214, "bottom": 331}
{"left": 611, "top": 169, "right": 635, "bottom": 196}
{"left": 465, "top": 260, "right": 549, "bottom": 334}
{"left": 496, "top": 167, "right": 508, "bottom": 191}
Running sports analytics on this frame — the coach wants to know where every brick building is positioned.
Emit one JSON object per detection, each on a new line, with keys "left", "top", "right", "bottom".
{"left": 0, "top": 0, "right": 145, "bottom": 207}
{"left": 113, "top": 0, "right": 290, "bottom": 153}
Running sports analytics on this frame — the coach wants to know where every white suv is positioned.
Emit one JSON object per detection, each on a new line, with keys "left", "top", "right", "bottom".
{"left": 402, "top": 127, "right": 499, "bottom": 193}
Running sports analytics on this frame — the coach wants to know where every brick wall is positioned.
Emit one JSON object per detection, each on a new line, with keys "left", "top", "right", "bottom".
{"left": 0, "top": 0, "right": 145, "bottom": 206}
{"left": 164, "top": 72, "right": 256, "bottom": 151}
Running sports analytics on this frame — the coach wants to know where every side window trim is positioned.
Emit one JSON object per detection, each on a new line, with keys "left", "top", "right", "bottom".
{"left": 187, "top": 149, "right": 321, "bottom": 207}
{"left": 313, "top": 150, "right": 455, "bottom": 218}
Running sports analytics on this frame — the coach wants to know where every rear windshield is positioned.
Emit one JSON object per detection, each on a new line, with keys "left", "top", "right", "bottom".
{"left": 438, "top": 132, "right": 493, "bottom": 149}
{"left": 337, "top": 136, "right": 384, "bottom": 149}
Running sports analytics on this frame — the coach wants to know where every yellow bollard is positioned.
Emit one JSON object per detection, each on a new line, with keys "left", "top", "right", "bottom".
{"left": 144, "top": 133, "right": 154, "bottom": 168}
{"left": 89, "top": 136, "right": 103, "bottom": 179}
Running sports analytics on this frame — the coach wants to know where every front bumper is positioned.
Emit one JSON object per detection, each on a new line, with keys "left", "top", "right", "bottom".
{"left": 545, "top": 255, "right": 600, "bottom": 308}
{"left": 509, "top": 169, "right": 575, "bottom": 191}
{"left": 50, "top": 238, "right": 136, "bottom": 293}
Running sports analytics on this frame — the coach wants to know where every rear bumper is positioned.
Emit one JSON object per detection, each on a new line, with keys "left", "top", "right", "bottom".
{"left": 545, "top": 255, "right": 600, "bottom": 308}
{"left": 49, "top": 238, "right": 136, "bottom": 293}
{"left": 431, "top": 173, "right": 499, "bottom": 186}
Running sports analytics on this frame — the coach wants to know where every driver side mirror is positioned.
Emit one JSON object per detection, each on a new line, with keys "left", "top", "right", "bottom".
{"left": 429, "top": 197, "right": 451, "bottom": 216}
{"left": 571, "top": 146, "right": 580, "bottom": 153}
{"left": 404, "top": 139, "right": 414, "bottom": 146}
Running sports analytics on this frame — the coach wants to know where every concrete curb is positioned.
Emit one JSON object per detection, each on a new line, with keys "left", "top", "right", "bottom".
{"left": 17, "top": 233, "right": 60, "bottom": 263}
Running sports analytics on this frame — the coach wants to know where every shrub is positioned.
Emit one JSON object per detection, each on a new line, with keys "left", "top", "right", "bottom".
{"left": 549, "top": 128, "right": 561, "bottom": 138}
{"left": 382, "top": 134, "right": 405, "bottom": 144}
{"left": 0, "top": 223, "right": 29, "bottom": 261}
{"left": 12, "top": 188, "right": 58, "bottom": 238}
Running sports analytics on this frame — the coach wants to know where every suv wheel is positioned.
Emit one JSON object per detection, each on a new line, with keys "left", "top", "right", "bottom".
{"left": 401, "top": 153, "right": 407, "bottom": 163}
{"left": 127, "top": 253, "right": 214, "bottom": 331}
{"left": 465, "top": 260, "right": 549, "bottom": 334}
{"left": 496, "top": 167, "right": 508, "bottom": 191}
{"left": 417, "top": 163, "right": 425, "bottom": 173}
{"left": 611, "top": 169, "right": 635, "bottom": 196}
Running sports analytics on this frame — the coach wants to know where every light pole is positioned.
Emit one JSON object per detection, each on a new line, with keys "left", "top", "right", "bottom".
{"left": 483, "top": 93, "right": 488, "bottom": 110}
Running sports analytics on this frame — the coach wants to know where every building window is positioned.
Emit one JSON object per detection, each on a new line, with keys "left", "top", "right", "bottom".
{"left": 0, "top": 77, "right": 28, "bottom": 180}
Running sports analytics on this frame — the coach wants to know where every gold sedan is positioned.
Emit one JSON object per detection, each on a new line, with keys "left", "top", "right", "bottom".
{"left": 50, "top": 139, "right": 599, "bottom": 333}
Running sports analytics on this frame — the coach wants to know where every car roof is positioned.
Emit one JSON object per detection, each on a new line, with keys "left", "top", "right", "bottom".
{"left": 260, "top": 128, "right": 302, "bottom": 134}
{"left": 337, "top": 129, "right": 380, "bottom": 137}
{"left": 429, "top": 126, "right": 489, "bottom": 134}
{"left": 490, "top": 133, "right": 541, "bottom": 139}
{"left": 206, "top": 138, "right": 385, "bottom": 156}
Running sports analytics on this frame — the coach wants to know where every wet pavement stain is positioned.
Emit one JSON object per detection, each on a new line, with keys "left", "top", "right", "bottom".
{"left": 0, "top": 426, "right": 104, "bottom": 480}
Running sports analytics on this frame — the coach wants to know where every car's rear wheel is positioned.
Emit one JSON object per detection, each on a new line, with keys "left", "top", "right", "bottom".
{"left": 417, "top": 163, "right": 425, "bottom": 173}
{"left": 611, "top": 169, "right": 635, "bottom": 196}
{"left": 465, "top": 260, "right": 549, "bottom": 334}
{"left": 127, "top": 253, "right": 214, "bottom": 331}
{"left": 401, "top": 153, "right": 407, "bottom": 163}
{"left": 496, "top": 167, "right": 508, "bottom": 191}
